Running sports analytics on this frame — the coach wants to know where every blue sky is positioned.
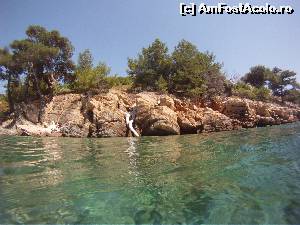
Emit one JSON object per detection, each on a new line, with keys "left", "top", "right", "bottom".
{"left": 0, "top": 0, "right": 299, "bottom": 93}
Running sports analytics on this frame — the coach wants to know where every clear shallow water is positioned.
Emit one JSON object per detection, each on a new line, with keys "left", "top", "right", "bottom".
{"left": 0, "top": 123, "right": 300, "bottom": 224}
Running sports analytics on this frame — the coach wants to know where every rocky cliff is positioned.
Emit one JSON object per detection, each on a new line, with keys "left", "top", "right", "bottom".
{"left": 1, "top": 90, "right": 300, "bottom": 137}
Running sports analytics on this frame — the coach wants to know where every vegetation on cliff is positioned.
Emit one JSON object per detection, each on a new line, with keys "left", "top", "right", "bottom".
{"left": 238, "top": 65, "right": 300, "bottom": 103}
{"left": 127, "top": 39, "right": 226, "bottom": 99}
{"left": 0, "top": 25, "right": 300, "bottom": 119}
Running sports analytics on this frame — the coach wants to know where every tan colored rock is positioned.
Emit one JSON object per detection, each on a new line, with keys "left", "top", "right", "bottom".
{"left": 222, "top": 98, "right": 254, "bottom": 119}
{"left": 256, "top": 115, "right": 275, "bottom": 126}
{"left": 287, "top": 115, "right": 297, "bottom": 123}
{"left": 135, "top": 93, "right": 158, "bottom": 127}
{"left": 159, "top": 95, "right": 175, "bottom": 110}
{"left": 269, "top": 107, "right": 290, "bottom": 121}
{"left": 292, "top": 109, "right": 300, "bottom": 120}
{"left": 174, "top": 98, "right": 187, "bottom": 112}
{"left": 177, "top": 108, "right": 203, "bottom": 134}
{"left": 222, "top": 97, "right": 256, "bottom": 128}
{"left": 202, "top": 108, "right": 234, "bottom": 132}
{"left": 0, "top": 127, "right": 18, "bottom": 135}
{"left": 142, "top": 106, "right": 180, "bottom": 135}
{"left": 42, "top": 94, "right": 84, "bottom": 125}
{"left": 60, "top": 123, "right": 88, "bottom": 137}
{"left": 1, "top": 90, "right": 299, "bottom": 138}
{"left": 211, "top": 96, "right": 225, "bottom": 112}
{"left": 252, "top": 102, "right": 271, "bottom": 117}
{"left": 16, "top": 124, "right": 55, "bottom": 137}
{"left": 86, "top": 91, "right": 128, "bottom": 137}
{"left": 135, "top": 94, "right": 180, "bottom": 135}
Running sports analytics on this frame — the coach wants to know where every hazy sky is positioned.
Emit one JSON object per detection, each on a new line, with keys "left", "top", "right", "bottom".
{"left": 0, "top": 0, "right": 299, "bottom": 93}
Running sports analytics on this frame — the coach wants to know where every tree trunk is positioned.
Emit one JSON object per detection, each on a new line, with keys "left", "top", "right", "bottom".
{"left": 7, "top": 74, "right": 14, "bottom": 113}
{"left": 32, "top": 71, "right": 45, "bottom": 123}
{"left": 44, "top": 73, "right": 56, "bottom": 96}
{"left": 24, "top": 76, "right": 30, "bottom": 103}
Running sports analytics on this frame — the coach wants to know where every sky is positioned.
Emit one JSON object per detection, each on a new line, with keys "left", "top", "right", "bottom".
{"left": 0, "top": 0, "right": 300, "bottom": 93}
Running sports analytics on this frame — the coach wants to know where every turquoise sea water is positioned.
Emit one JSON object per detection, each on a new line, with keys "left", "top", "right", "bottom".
{"left": 0, "top": 123, "right": 300, "bottom": 224}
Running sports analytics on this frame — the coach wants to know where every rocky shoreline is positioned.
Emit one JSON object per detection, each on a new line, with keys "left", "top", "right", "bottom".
{"left": 1, "top": 90, "right": 300, "bottom": 138}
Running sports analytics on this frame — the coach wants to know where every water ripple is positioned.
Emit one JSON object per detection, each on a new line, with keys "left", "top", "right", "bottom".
{"left": 0, "top": 122, "right": 300, "bottom": 223}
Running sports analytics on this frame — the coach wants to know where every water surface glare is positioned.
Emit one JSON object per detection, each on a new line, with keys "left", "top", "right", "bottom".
{"left": 1, "top": 123, "right": 300, "bottom": 224}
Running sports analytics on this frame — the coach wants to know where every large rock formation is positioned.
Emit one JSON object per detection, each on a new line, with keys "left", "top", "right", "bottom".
{"left": 134, "top": 94, "right": 180, "bottom": 136}
{"left": 1, "top": 90, "right": 300, "bottom": 137}
{"left": 221, "top": 97, "right": 299, "bottom": 128}
{"left": 85, "top": 91, "right": 132, "bottom": 137}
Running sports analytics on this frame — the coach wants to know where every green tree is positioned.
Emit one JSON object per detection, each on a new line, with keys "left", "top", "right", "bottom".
{"left": 241, "top": 65, "right": 270, "bottom": 88}
{"left": 127, "top": 38, "right": 171, "bottom": 90}
{"left": 171, "top": 40, "right": 201, "bottom": 95}
{"left": 171, "top": 40, "right": 224, "bottom": 98}
{"left": 1, "top": 25, "right": 75, "bottom": 121}
{"left": 232, "top": 82, "right": 255, "bottom": 99}
{"left": 11, "top": 26, "right": 75, "bottom": 97}
{"left": 202, "top": 53, "right": 226, "bottom": 98}
{"left": 11, "top": 40, "right": 58, "bottom": 105}
{"left": 0, "top": 48, "right": 14, "bottom": 111}
{"left": 155, "top": 75, "right": 168, "bottom": 93}
{"left": 232, "top": 82, "right": 271, "bottom": 101}
{"left": 105, "top": 75, "right": 133, "bottom": 88}
{"left": 78, "top": 49, "right": 93, "bottom": 70}
{"left": 73, "top": 62, "right": 111, "bottom": 92}
{"left": 0, "top": 48, "right": 23, "bottom": 112}
{"left": 253, "top": 86, "right": 271, "bottom": 101}
{"left": 268, "top": 67, "right": 297, "bottom": 97}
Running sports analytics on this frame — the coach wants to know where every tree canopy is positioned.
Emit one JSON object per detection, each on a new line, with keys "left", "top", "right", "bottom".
{"left": 1, "top": 26, "right": 300, "bottom": 117}
{"left": 127, "top": 38, "right": 171, "bottom": 90}
{"left": 0, "top": 48, "right": 24, "bottom": 112}
{"left": 0, "top": 25, "right": 75, "bottom": 120}
{"left": 11, "top": 25, "right": 75, "bottom": 94}
{"left": 128, "top": 39, "right": 226, "bottom": 98}
{"left": 171, "top": 40, "right": 225, "bottom": 98}
{"left": 73, "top": 61, "right": 111, "bottom": 92}
{"left": 238, "top": 65, "right": 299, "bottom": 102}
{"left": 78, "top": 49, "right": 93, "bottom": 70}
{"left": 241, "top": 65, "right": 271, "bottom": 88}
{"left": 268, "top": 67, "right": 298, "bottom": 97}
